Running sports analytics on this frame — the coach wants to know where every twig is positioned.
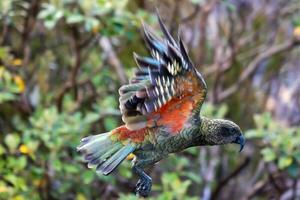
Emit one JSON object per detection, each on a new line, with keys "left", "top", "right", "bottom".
{"left": 99, "top": 37, "right": 127, "bottom": 84}
{"left": 280, "top": 3, "right": 300, "bottom": 17}
{"left": 0, "top": 15, "right": 9, "bottom": 45}
{"left": 56, "top": 81, "right": 72, "bottom": 112}
{"left": 21, "top": 0, "right": 40, "bottom": 67}
{"left": 181, "top": 5, "right": 200, "bottom": 24}
{"left": 56, "top": 26, "right": 82, "bottom": 112}
{"left": 210, "top": 8, "right": 237, "bottom": 103}
{"left": 70, "top": 26, "right": 81, "bottom": 99}
{"left": 170, "top": 0, "right": 180, "bottom": 36}
{"left": 291, "top": 178, "right": 298, "bottom": 200}
{"left": 267, "top": 163, "right": 283, "bottom": 194}
{"left": 197, "top": 0, "right": 218, "bottom": 65}
{"left": 200, "top": 147, "right": 220, "bottom": 200}
{"left": 211, "top": 157, "right": 251, "bottom": 200}
{"left": 244, "top": 179, "right": 269, "bottom": 200}
{"left": 203, "top": 34, "right": 254, "bottom": 77}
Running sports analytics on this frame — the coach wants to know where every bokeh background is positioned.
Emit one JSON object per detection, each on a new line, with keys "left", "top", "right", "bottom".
{"left": 0, "top": 0, "right": 300, "bottom": 199}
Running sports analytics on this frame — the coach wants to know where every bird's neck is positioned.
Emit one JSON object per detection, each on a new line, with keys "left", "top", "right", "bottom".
{"left": 163, "top": 117, "right": 215, "bottom": 152}
{"left": 183, "top": 117, "right": 213, "bottom": 147}
{"left": 154, "top": 116, "right": 219, "bottom": 155}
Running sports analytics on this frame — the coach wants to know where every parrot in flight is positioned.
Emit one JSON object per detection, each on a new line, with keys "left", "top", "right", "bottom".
{"left": 77, "top": 14, "right": 245, "bottom": 197}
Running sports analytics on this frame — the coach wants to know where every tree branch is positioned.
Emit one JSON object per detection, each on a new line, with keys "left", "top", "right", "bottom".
{"left": 218, "top": 37, "right": 300, "bottom": 101}
{"left": 211, "top": 157, "right": 251, "bottom": 200}
{"left": 21, "top": 0, "right": 40, "bottom": 67}
{"left": 181, "top": 5, "right": 200, "bottom": 24}
{"left": 56, "top": 26, "right": 82, "bottom": 112}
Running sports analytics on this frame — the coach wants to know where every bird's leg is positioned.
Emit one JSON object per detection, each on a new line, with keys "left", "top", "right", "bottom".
{"left": 132, "top": 166, "right": 152, "bottom": 197}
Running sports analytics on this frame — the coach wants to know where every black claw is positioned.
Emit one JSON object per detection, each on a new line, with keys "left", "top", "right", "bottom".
{"left": 132, "top": 166, "right": 152, "bottom": 197}
{"left": 135, "top": 178, "right": 152, "bottom": 197}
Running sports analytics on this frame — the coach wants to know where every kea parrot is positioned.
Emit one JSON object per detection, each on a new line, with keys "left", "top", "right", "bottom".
{"left": 77, "top": 14, "right": 245, "bottom": 197}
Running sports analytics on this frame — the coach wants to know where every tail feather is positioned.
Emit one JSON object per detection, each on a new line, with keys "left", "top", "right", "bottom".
{"left": 97, "top": 144, "right": 135, "bottom": 175}
{"left": 77, "top": 130, "right": 135, "bottom": 175}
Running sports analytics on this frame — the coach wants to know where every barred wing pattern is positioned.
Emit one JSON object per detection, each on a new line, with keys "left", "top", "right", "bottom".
{"left": 119, "top": 15, "right": 207, "bottom": 131}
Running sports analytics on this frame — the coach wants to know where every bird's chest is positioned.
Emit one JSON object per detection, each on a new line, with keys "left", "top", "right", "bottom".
{"left": 133, "top": 132, "right": 188, "bottom": 167}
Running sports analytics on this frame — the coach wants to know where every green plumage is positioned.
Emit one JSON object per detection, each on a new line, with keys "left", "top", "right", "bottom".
{"left": 131, "top": 117, "right": 244, "bottom": 168}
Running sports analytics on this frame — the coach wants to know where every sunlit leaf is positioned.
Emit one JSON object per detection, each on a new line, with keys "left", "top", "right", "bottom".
{"left": 0, "top": 145, "right": 5, "bottom": 155}
{"left": 278, "top": 156, "right": 293, "bottom": 169}
{"left": 4, "top": 134, "right": 20, "bottom": 153}
{"left": 66, "top": 13, "right": 85, "bottom": 24}
{"left": 261, "top": 147, "right": 276, "bottom": 162}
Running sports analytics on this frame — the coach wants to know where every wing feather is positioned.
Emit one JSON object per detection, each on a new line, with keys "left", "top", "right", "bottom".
{"left": 119, "top": 14, "right": 207, "bottom": 131}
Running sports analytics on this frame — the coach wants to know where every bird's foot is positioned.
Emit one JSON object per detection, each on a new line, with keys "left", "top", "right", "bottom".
{"left": 135, "top": 177, "right": 152, "bottom": 197}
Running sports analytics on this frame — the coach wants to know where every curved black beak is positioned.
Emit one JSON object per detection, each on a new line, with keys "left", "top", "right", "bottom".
{"left": 233, "top": 135, "right": 245, "bottom": 152}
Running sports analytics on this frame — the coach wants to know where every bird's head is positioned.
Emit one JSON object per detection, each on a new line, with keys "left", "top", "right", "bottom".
{"left": 199, "top": 118, "right": 245, "bottom": 152}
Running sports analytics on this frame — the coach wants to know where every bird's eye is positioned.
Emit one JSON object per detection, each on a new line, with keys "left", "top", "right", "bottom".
{"left": 221, "top": 126, "right": 234, "bottom": 136}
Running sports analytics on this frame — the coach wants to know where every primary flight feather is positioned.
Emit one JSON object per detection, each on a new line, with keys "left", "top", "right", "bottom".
{"left": 77, "top": 14, "right": 245, "bottom": 197}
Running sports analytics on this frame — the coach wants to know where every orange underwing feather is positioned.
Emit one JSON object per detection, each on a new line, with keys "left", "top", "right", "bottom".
{"left": 111, "top": 126, "right": 148, "bottom": 143}
{"left": 153, "top": 72, "right": 206, "bottom": 134}
{"left": 115, "top": 15, "right": 207, "bottom": 143}
{"left": 154, "top": 97, "right": 193, "bottom": 134}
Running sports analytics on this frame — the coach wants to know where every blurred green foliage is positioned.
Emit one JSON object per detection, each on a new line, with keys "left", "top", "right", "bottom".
{"left": 246, "top": 113, "right": 300, "bottom": 177}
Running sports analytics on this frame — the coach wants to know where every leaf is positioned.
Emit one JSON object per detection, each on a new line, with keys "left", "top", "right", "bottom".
{"left": 119, "top": 164, "right": 132, "bottom": 179}
{"left": 53, "top": 10, "right": 63, "bottom": 21}
{"left": 190, "top": 0, "right": 202, "bottom": 4}
{"left": 64, "top": 164, "right": 79, "bottom": 173}
{"left": 4, "top": 134, "right": 20, "bottom": 153}
{"left": 12, "top": 195, "right": 25, "bottom": 200}
{"left": 44, "top": 19, "right": 57, "bottom": 29}
{"left": 183, "top": 172, "right": 202, "bottom": 184}
{"left": 66, "top": 13, "right": 85, "bottom": 24}
{"left": 216, "top": 104, "right": 228, "bottom": 118}
{"left": 6, "top": 156, "right": 27, "bottom": 173}
{"left": 184, "top": 147, "right": 199, "bottom": 156}
{"left": 0, "top": 92, "right": 16, "bottom": 103}
{"left": 245, "top": 129, "right": 262, "bottom": 138}
{"left": 53, "top": 159, "right": 62, "bottom": 171}
{"left": 278, "top": 156, "right": 293, "bottom": 169}
{"left": 0, "top": 47, "right": 11, "bottom": 61}
{"left": 223, "top": 0, "right": 237, "bottom": 11}
{"left": 118, "top": 194, "right": 139, "bottom": 200}
{"left": 38, "top": 5, "right": 55, "bottom": 19}
{"left": 76, "top": 193, "right": 87, "bottom": 200}
{"left": 4, "top": 174, "right": 17, "bottom": 185}
{"left": 84, "top": 17, "right": 100, "bottom": 32}
{"left": 253, "top": 113, "right": 272, "bottom": 129}
{"left": 0, "top": 183, "right": 11, "bottom": 193}
{"left": 15, "top": 156, "right": 27, "bottom": 171}
{"left": 293, "top": 151, "right": 300, "bottom": 163}
{"left": 0, "top": 145, "right": 6, "bottom": 155}
{"left": 83, "top": 112, "right": 99, "bottom": 124}
{"left": 287, "top": 163, "right": 299, "bottom": 178}
{"left": 104, "top": 117, "right": 118, "bottom": 131}
{"left": 82, "top": 171, "right": 94, "bottom": 184}
{"left": 261, "top": 147, "right": 276, "bottom": 162}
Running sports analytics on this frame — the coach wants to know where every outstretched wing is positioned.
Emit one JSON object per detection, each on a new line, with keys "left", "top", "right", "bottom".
{"left": 119, "top": 15, "right": 207, "bottom": 132}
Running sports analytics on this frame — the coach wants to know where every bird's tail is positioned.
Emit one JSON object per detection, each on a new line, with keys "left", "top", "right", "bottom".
{"left": 77, "top": 128, "right": 135, "bottom": 175}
